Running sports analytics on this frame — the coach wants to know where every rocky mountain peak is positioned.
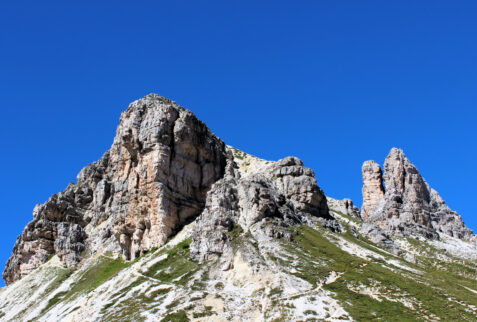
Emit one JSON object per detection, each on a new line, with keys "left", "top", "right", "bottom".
{"left": 361, "top": 148, "right": 474, "bottom": 240}
{"left": 1, "top": 97, "right": 477, "bottom": 321}
{"left": 3, "top": 94, "right": 229, "bottom": 285}
{"left": 2, "top": 94, "right": 333, "bottom": 285}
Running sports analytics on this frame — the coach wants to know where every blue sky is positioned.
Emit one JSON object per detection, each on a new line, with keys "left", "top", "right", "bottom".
{"left": 1, "top": 1, "right": 476, "bottom": 286}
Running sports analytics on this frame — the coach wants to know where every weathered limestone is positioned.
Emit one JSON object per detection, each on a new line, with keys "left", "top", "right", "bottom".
{"left": 361, "top": 148, "right": 474, "bottom": 241}
{"left": 3, "top": 182, "right": 92, "bottom": 284}
{"left": 361, "top": 161, "right": 385, "bottom": 220}
{"left": 327, "top": 197, "right": 361, "bottom": 220}
{"left": 3, "top": 94, "right": 228, "bottom": 285}
{"left": 107, "top": 95, "right": 227, "bottom": 260}
{"left": 4, "top": 94, "right": 334, "bottom": 285}
{"left": 190, "top": 153, "right": 334, "bottom": 262}
{"left": 272, "top": 157, "right": 329, "bottom": 218}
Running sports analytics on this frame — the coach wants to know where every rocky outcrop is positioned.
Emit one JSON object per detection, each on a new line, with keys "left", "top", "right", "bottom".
{"left": 327, "top": 197, "right": 361, "bottom": 219}
{"left": 3, "top": 94, "right": 228, "bottom": 285}
{"left": 272, "top": 157, "right": 329, "bottom": 218}
{"left": 360, "top": 223, "right": 400, "bottom": 254}
{"left": 361, "top": 161, "right": 384, "bottom": 220}
{"left": 3, "top": 186, "right": 88, "bottom": 285}
{"left": 191, "top": 154, "right": 334, "bottom": 262}
{"left": 4, "top": 94, "right": 334, "bottom": 285}
{"left": 361, "top": 148, "right": 474, "bottom": 241}
{"left": 106, "top": 95, "right": 227, "bottom": 260}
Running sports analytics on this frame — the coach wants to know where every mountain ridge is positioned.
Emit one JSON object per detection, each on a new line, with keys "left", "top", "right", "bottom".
{"left": 1, "top": 94, "right": 476, "bottom": 321}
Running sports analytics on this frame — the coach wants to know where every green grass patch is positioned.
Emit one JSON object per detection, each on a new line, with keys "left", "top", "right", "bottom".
{"left": 225, "top": 224, "right": 244, "bottom": 239}
{"left": 40, "top": 291, "right": 69, "bottom": 315}
{"left": 283, "top": 225, "right": 366, "bottom": 281}
{"left": 69, "top": 256, "right": 131, "bottom": 295}
{"left": 338, "top": 222, "right": 400, "bottom": 261}
{"left": 231, "top": 148, "right": 245, "bottom": 160}
{"left": 37, "top": 267, "right": 73, "bottom": 315}
{"left": 40, "top": 255, "right": 132, "bottom": 316}
{"left": 330, "top": 209, "right": 361, "bottom": 224}
{"left": 161, "top": 310, "right": 189, "bottom": 321}
{"left": 192, "top": 306, "right": 214, "bottom": 318}
{"left": 283, "top": 225, "right": 477, "bottom": 321}
{"left": 144, "top": 238, "right": 201, "bottom": 285}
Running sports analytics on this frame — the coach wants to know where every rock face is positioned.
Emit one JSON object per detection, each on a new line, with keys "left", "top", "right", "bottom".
{"left": 191, "top": 155, "right": 333, "bottom": 262}
{"left": 3, "top": 188, "right": 88, "bottom": 285}
{"left": 361, "top": 148, "right": 474, "bottom": 240}
{"left": 107, "top": 96, "right": 227, "bottom": 260}
{"left": 3, "top": 94, "right": 228, "bottom": 285}
{"left": 3, "top": 94, "right": 333, "bottom": 285}
{"left": 326, "top": 197, "right": 361, "bottom": 219}
{"left": 361, "top": 161, "right": 384, "bottom": 220}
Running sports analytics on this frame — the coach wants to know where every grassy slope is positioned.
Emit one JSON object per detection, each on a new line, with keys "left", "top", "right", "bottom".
{"left": 278, "top": 225, "right": 477, "bottom": 321}
{"left": 13, "top": 221, "right": 477, "bottom": 322}
{"left": 100, "top": 239, "right": 202, "bottom": 322}
{"left": 39, "top": 256, "right": 133, "bottom": 317}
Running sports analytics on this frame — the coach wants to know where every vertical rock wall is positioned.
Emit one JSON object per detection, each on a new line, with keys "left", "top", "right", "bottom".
{"left": 361, "top": 161, "right": 385, "bottom": 220}
{"left": 3, "top": 94, "right": 228, "bottom": 284}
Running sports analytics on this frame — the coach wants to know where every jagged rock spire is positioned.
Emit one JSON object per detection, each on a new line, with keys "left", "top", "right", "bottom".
{"left": 361, "top": 160, "right": 384, "bottom": 220}
{"left": 361, "top": 148, "right": 473, "bottom": 240}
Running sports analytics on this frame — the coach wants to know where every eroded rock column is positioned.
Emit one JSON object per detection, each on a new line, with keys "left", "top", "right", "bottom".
{"left": 361, "top": 160, "right": 385, "bottom": 220}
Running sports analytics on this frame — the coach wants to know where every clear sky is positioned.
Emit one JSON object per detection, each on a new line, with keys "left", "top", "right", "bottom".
{"left": 1, "top": 1, "right": 476, "bottom": 286}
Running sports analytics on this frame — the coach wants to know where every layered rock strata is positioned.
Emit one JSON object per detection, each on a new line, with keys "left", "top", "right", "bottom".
{"left": 361, "top": 148, "right": 473, "bottom": 240}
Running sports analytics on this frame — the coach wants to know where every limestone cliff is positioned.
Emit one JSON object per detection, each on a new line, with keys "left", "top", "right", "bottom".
{"left": 3, "top": 95, "right": 229, "bottom": 284}
{"left": 3, "top": 94, "right": 332, "bottom": 285}
{"left": 361, "top": 148, "right": 474, "bottom": 240}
